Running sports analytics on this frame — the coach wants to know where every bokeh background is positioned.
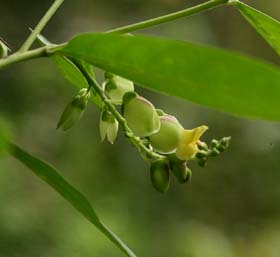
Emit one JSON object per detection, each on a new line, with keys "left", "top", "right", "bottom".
{"left": 1, "top": 0, "right": 280, "bottom": 256}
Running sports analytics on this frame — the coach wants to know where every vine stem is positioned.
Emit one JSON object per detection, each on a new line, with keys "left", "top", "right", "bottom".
{"left": 0, "top": 0, "right": 229, "bottom": 70}
{"left": 107, "top": 0, "right": 229, "bottom": 34}
{"left": 74, "top": 61, "right": 163, "bottom": 160}
{"left": 0, "top": 44, "right": 65, "bottom": 69}
{"left": 19, "top": 0, "right": 64, "bottom": 52}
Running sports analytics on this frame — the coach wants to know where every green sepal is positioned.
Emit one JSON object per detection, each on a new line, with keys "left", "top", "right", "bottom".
{"left": 122, "top": 91, "right": 138, "bottom": 108}
{"left": 103, "top": 73, "right": 134, "bottom": 103}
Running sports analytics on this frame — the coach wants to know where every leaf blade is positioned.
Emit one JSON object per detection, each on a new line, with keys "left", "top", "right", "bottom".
{"left": 53, "top": 55, "right": 103, "bottom": 108}
{"left": 60, "top": 33, "right": 280, "bottom": 121}
{"left": 234, "top": 1, "right": 280, "bottom": 56}
{"left": 4, "top": 141, "right": 136, "bottom": 257}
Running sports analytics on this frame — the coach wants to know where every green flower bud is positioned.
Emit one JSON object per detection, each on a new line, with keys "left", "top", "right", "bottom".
{"left": 150, "top": 160, "right": 170, "bottom": 193}
{"left": 170, "top": 159, "right": 192, "bottom": 184}
{"left": 99, "top": 108, "right": 119, "bottom": 144}
{"left": 197, "top": 157, "right": 207, "bottom": 167}
{"left": 103, "top": 72, "right": 134, "bottom": 103}
{"left": 196, "top": 150, "right": 208, "bottom": 159}
{"left": 210, "top": 139, "right": 219, "bottom": 149}
{"left": 197, "top": 141, "right": 208, "bottom": 151}
{"left": 57, "top": 88, "right": 91, "bottom": 131}
{"left": 220, "top": 137, "right": 231, "bottom": 148}
{"left": 208, "top": 148, "right": 220, "bottom": 157}
{"left": 122, "top": 92, "right": 160, "bottom": 137}
{"left": 0, "top": 39, "right": 9, "bottom": 58}
{"left": 149, "top": 114, "right": 183, "bottom": 154}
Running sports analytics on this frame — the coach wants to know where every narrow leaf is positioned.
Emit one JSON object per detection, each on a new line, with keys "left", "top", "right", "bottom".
{"left": 36, "top": 34, "right": 103, "bottom": 108}
{"left": 53, "top": 55, "right": 89, "bottom": 89}
{"left": 60, "top": 33, "right": 280, "bottom": 121}
{"left": 234, "top": 1, "right": 280, "bottom": 56}
{"left": 53, "top": 56, "right": 103, "bottom": 108}
{"left": 2, "top": 140, "right": 136, "bottom": 257}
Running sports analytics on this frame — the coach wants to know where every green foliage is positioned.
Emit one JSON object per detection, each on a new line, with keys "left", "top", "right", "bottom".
{"left": 61, "top": 32, "right": 280, "bottom": 121}
{"left": 234, "top": 1, "right": 280, "bottom": 56}
{"left": 2, "top": 0, "right": 280, "bottom": 256}
{"left": 53, "top": 56, "right": 103, "bottom": 108}
{"left": 3, "top": 140, "right": 136, "bottom": 257}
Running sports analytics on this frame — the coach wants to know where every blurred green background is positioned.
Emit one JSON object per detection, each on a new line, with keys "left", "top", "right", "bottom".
{"left": 1, "top": 0, "right": 280, "bottom": 256}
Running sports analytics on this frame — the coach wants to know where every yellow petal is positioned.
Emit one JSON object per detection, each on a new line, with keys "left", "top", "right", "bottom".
{"left": 176, "top": 143, "right": 198, "bottom": 160}
{"left": 175, "top": 125, "right": 208, "bottom": 160}
{"left": 193, "top": 125, "right": 208, "bottom": 142}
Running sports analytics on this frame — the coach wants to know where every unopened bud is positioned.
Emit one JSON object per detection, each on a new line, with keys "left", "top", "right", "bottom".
{"left": 197, "top": 141, "right": 208, "bottom": 150}
{"left": 210, "top": 139, "right": 219, "bottom": 149}
{"left": 220, "top": 137, "right": 231, "bottom": 148}
{"left": 149, "top": 114, "right": 183, "bottom": 154}
{"left": 170, "top": 159, "right": 192, "bottom": 184}
{"left": 103, "top": 72, "right": 134, "bottom": 103}
{"left": 99, "top": 108, "right": 119, "bottom": 144}
{"left": 197, "top": 157, "right": 207, "bottom": 167}
{"left": 122, "top": 92, "right": 160, "bottom": 137}
{"left": 196, "top": 150, "right": 208, "bottom": 159}
{"left": 150, "top": 159, "right": 170, "bottom": 193}
{"left": 57, "top": 88, "right": 90, "bottom": 131}
{"left": 208, "top": 148, "right": 220, "bottom": 157}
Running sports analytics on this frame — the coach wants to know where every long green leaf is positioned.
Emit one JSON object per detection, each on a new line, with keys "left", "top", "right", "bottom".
{"left": 234, "top": 1, "right": 280, "bottom": 56}
{"left": 36, "top": 34, "right": 103, "bottom": 108}
{"left": 53, "top": 56, "right": 103, "bottom": 108}
{"left": 60, "top": 33, "right": 280, "bottom": 121}
{"left": 3, "top": 140, "right": 136, "bottom": 257}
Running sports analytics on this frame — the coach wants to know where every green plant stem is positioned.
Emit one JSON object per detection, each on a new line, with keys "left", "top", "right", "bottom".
{"left": 19, "top": 0, "right": 64, "bottom": 52}
{"left": 107, "top": 0, "right": 229, "bottom": 34}
{"left": 75, "top": 61, "right": 163, "bottom": 160}
{"left": 0, "top": 0, "right": 229, "bottom": 70}
{"left": 0, "top": 44, "right": 64, "bottom": 69}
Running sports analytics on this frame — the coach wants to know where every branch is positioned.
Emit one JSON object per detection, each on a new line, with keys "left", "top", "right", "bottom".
{"left": 19, "top": 0, "right": 64, "bottom": 52}
{"left": 0, "top": 44, "right": 65, "bottom": 69}
{"left": 74, "top": 61, "right": 164, "bottom": 160}
{"left": 107, "top": 0, "right": 229, "bottom": 34}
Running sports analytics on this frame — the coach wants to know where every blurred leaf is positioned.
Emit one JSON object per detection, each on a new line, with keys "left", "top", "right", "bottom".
{"left": 234, "top": 1, "right": 280, "bottom": 56}
{"left": 60, "top": 33, "right": 280, "bottom": 121}
{"left": 4, "top": 141, "right": 136, "bottom": 257}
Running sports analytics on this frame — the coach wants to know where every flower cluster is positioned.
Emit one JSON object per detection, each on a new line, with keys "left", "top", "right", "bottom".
{"left": 57, "top": 72, "right": 230, "bottom": 193}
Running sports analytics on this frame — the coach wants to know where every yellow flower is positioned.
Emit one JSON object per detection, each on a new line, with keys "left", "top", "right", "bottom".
{"left": 176, "top": 125, "right": 208, "bottom": 160}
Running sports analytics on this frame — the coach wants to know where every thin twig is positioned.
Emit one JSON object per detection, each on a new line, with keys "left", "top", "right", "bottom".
{"left": 19, "top": 0, "right": 64, "bottom": 52}
{"left": 107, "top": 0, "right": 228, "bottom": 34}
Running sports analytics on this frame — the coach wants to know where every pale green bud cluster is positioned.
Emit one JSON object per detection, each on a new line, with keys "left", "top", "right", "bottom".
{"left": 195, "top": 137, "right": 231, "bottom": 167}
{"left": 56, "top": 70, "right": 230, "bottom": 194}
{"left": 150, "top": 157, "right": 192, "bottom": 193}
{"left": 97, "top": 72, "right": 230, "bottom": 193}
